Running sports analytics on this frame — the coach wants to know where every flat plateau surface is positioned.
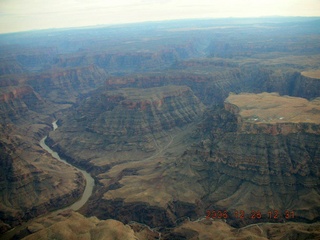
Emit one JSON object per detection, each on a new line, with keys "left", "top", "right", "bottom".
{"left": 225, "top": 92, "right": 320, "bottom": 124}
{"left": 301, "top": 70, "right": 320, "bottom": 79}
{"left": 105, "top": 85, "right": 190, "bottom": 101}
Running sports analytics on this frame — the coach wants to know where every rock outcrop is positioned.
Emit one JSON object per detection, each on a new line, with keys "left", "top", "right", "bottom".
{"left": 104, "top": 70, "right": 247, "bottom": 105}
{"left": 19, "top": 211, "right": 139, "bottom": 240}
{"left": 46, "top": 85, "right": 209, "bottom": 227}
{"left": 0, "top": 124, "right": 86, "bottom": 232}
{"left": 28, "top": 65, "right": 107, "bottom": 103}
{"left": 47, "top": 90, "right": 320, "bottom": 228}
{"left": 57, "top": 46, "right": 199, "bottom": 73}
{"left": 182, "top": 94, "right": 320, "bottom": 223}
{"left": 48, "top": 85, "right": 205, "bottom": 168}
{"left": 104, "top": 66, "right": 320, "bottom": 107}
{"left": 0, "top": 73, "right": 90, "bottom": 231}
{"left": 5, "top": 210, "right": 320, "bottom": 240}
{"left": 224, "top": 92, "right": 320, "bottom": 135}
{"left": 0, "top": 60, "right": 25, "bottom": 75}
{"left": 0, "top": 86, "right": 45, "bottom": 122}
{"left": 291, "top": 72, "right": 320, "bottom": 99}
{"left": 1, "top": 18, "right": 320, "bottom": 237}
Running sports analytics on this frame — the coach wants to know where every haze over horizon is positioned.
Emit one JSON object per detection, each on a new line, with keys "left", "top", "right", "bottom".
{"left": 0, "top": 0, "right": 320, "bottom": 34}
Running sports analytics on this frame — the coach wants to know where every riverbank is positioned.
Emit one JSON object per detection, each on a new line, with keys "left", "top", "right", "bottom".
{"left": 40, "top": 121, "right": 95, "bottom": 212}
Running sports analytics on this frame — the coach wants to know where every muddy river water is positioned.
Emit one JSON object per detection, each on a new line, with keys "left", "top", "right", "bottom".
{"left": 40, "top": 121, "right": 95, "bottom": 212}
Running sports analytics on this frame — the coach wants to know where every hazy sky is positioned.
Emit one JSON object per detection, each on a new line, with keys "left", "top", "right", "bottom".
{"left": 0, "top": 0, "right": 320, "bottom": 33}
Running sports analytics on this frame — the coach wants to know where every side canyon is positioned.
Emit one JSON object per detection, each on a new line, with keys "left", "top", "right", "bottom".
{"left": 1, "top": 18, "right": 320, "bottom": 239}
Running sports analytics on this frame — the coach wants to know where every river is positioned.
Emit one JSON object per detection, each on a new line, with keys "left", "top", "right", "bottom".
{"left": 39, "top": 121, "right": 95, "bottom": 212}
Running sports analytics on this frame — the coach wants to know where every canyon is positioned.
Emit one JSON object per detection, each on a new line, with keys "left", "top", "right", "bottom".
{"left": 0, "top": 17, "right": 320, "bottom": 239}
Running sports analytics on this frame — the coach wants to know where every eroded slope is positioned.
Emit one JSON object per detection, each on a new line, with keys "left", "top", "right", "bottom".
{"left": 8, "top": 210, "right": 320, "bottom": 240}
{"left": 47, "top": 85, "right": 207, "bottom": 226}
{"left": 0, "top": 84, "right": 86, "bottom": 232}
{"left": 225, "top": 92, "right": 320, "bottom": 134}
{"left": 184, "top": 93, "right": 320, "bottom": 222}
{"left": 48, "top": 85, "right": 205, "bottom": 169}
{"left": 47, "top": 88, "right": 320, "bottom": 228}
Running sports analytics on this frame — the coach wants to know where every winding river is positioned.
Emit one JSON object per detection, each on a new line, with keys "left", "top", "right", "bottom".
{"left": 40, "top": 121, "right": 95, "bottom": 212}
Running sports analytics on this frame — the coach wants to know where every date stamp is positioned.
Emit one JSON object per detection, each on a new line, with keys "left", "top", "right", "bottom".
{"left": 205, "top": 209, "right": 295, "bottom": 220}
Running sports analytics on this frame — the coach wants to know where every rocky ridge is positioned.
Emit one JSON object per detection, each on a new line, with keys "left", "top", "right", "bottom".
{"left": 0, "top": 18, "right": 320, "bottom": 238}
{"left": 28, "top": 65, "right": 108, "bottom": 104}
{"left": 182, "top": 94, "right": 320, "bottom": 223}
{"left": 46, "top": 87, "right": 320, "bottom": 229}
{"left": 22, "top": 211, "right": 139, "bottom": 240}
{"left": 0, "top": 122, "right": 86, "bottom": 233}
{"left": 45, "top": 85, "right": 208, "bottom": 227}
{"left": 0, "top": 72, "right": 100, "bottom": 227}
{"left": 6, "top": 210, "right": 320, "bottom": 240}
{"left": 104, "top": 65, "right": 320, "bottom": 106}
{"left": 48, "top": 85, "right": 205, "bottom": 168}
{"left": 0, "top": 86, "right": 46, "bottom": 122}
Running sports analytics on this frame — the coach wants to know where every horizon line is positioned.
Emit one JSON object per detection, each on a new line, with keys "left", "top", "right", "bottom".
{"left": 1, "top": 15, "right": 320, "bottom": 35}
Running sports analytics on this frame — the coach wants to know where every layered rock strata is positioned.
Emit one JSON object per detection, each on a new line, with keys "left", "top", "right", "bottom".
{"left": 1, "top": 18, "right": 320, "bottom": 237}
{"left": 0, "top": 124, "right": 85, "bottom": 232}
{"left": 104, "top": 67, "right": 320, "bottom": 107}
{"left": 48, "top": 91, "right": 320, "bottom": 227}
{"left": 0, "top": 83, "right": 87, "bottom": 232}
{"left": 28, "top": 65, "right": 107, "bottom": 104}
{"left": 224, "top": 92, "right": 320, "bottom": 135}
{"left": 183, "top": 94, "right": 320, "bottom": 222}
{"left": 48, "top": 85, "right": 205, "bottom": 168}
{"left": 47, "top": 85, "right": 207, "bottom": 226}
{"left": 0, "top": 86, "right": 45, "bottom": 122}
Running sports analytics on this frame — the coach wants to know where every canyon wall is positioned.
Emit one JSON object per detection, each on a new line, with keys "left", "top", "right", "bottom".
{"left": 1, "top": 18, "right": 320, "bottom": 237}
{"left": 47, "top": 85, "right": 205, "bottom": 168}
{"left": 183, "top": 95, "right": 320, "bottom": 223}
{"left": 27, "top": 65, "right": 107, "bottom": 103}
{"left": 0, "top": 124, "right": 86, "bottom": 232}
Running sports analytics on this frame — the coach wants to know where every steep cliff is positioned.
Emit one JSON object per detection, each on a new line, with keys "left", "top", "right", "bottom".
{"left": 265, "top": 71, "right": 320, "bottom": 100}
{"left": 0, "top": 124, "right": 85, "bottom": 232}
{"left": 48, "top": 85, "right": 205, "bottom": 168}
{"left": 0, "top": 77, "right": 90, "bottom": 232}
{"left": 43, "top": 85, "right": 210, "bottom": 229}
{"left": 28, "top": 65, "right": 107, "bottom": 104}
{"left": 104, "top": 65, "right": 320, "bottom": 107}
{"left": 47, "top": 91, "right": 320, "bottom": 228}
{"left": 182, "top": 94, "right": 320, "bottom": 223}
{"left": 105, "top": 70, "right": 246, "bottom": 105}
{"left": 1, "top": 18, "right": 320, "bottom": 237}
{"left": 55, "top": 41, "right": 202, "bottom": 73}
{"left": 224, "top": 92, "right": 320, "bottom": 135}
{"left": 290, "top": 73, "right": 320, "bottom": 99}
{"left": 0, "top": 60, "right": 25, "bottom": 75}
{"left": 0, "top": 86, "right": 45, "bottom": 122}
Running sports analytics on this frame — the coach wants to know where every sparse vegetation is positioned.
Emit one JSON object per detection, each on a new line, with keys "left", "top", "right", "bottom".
{"left": 1, "top": 17, "right": 320, "bottom": 239}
